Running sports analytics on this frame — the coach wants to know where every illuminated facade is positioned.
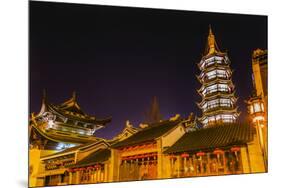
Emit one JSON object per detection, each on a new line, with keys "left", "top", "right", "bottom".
{"left": 29, "top": 92, "right": 112, "bottom": 187}
{"left": 197, "top": 27, "right": 239, "bottom": 127}
{"left": 29, "top": 30, "right": 267, "bottom": 187}
{"left": 246, "top": 49, "right": 268, "bottom": 170}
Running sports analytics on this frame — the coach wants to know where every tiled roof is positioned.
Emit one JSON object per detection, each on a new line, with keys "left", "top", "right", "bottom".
{"left": 164, "top": 123, "right": 254, "bottom": 154}
{"left": 71, "top": 149, "right": 111, "bottom": 168}
{"left": 111, "top": 119, "right": 182, "bottom": 148}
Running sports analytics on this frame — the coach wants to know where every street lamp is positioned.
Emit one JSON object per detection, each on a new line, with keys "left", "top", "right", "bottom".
{"left": 246, "top": 96, "right": 267, "bottom": 170}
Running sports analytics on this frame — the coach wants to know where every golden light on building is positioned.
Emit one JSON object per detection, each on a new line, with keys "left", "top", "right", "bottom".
{"left": 246, "top": 48, "right": 268, "bottom": 171}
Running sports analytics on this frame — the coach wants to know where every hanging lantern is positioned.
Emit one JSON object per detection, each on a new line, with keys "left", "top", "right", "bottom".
{"left": 231, "top": 146, "right": 240, "bottom": 152}
{"left": 181, "top": 153, "right": 189, "bottom": 158}
{"left": 213, "top": 149, "right": 224, "bottom": 155}
{"left": 196, "top": 151, "right": 205, "bottom": 157}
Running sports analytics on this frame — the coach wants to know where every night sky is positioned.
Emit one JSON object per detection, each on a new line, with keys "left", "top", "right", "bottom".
{"left": 29, "top": 1, "right": 267, "bottom": 139}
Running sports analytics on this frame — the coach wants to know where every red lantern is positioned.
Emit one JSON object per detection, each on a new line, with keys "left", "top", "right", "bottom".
{"left": 196, "top": 151, "right": 205, "bottom": 157}
{"left": 213, "top": 149, "right": 224, "bottom": 155}
{"left": 181, "top": 153, "right": 189, "bottom": 158}
{"left": 231, "top": 147, "right": 240, "bottom": 152}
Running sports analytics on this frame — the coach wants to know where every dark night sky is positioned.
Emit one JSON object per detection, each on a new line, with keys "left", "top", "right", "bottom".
{"left": 29, "top": 1, "right": 267, "bottom": 139}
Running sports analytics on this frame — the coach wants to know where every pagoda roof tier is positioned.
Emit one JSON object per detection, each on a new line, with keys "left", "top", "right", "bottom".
{"left": 199, "top": 65, "right": 232, "bottom": 77}
{"left": 70, "top": 149, "right": 111, "bottom": 168}
{"left": 202, "top": 107, "right": 238, "bottom": 116}
{"left": 198, "top": 70, "right": 233, "bottom": 85}
{"left": 198, "top": 79, "right": 234, "bottom": 93}
{"left": 164, "top": 123, "right": 253, "bottom": 154}
{"left": 197, "top": 93, "right": 237, "bottom": 106}
{"left": 201, "top": 107, "right": 238, "bottom": 117}
{"left": 198, "top": 68, "right": 232, "bottom": 80}
{"left": 199, "top": 110, "right": 240, "bottom": 121}
{"left": 198, "top": 61, "right": 231, "bottom": 72}
{"left": 197, "top": 52, "right": 228, "bottom": 67}
{"left": 111, "top": 119, "right": 182, "bottom": 149}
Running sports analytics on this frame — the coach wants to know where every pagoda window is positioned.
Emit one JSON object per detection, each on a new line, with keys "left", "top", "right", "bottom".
{"left": 215, "top": 114, "right": 236, "bottom": 123}
{"left": 214, "top": 56, "right": 224, "bottom": 61}
{"left": 202, "top": 99, "right": 232, "bottom": 112}
{"left": 202, "top": 83, "right": 230, "bottom": 96}
{"left": 202, "top": 57, "right": 215, "bottom": 68}
{"left": 205, "top": 69, "right": 228, "bottom": 80}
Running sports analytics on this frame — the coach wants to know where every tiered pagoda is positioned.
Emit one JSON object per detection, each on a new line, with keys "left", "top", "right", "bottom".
{"left": 197, "top": 27, "right": 239, "bottom": 127}
{"left": 29, "top": 91, "right": 112, "bottom": 150}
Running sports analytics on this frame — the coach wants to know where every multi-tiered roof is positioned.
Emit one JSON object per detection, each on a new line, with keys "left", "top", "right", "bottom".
{"left": 29, "top": 91, "right": 112, "bottom": 150}
{"left": 197, "top": 27, "right": 239, "bottom": 127}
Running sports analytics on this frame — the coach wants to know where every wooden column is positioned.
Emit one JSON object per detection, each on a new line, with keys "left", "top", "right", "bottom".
{"left": 223, "top": 152, "right": 227, "bottom": 174}
{"left": 184, "top": 157, "right": 187, "bottom": 176}
{"left": 90, "top": 170, "right": 94, "bottom": 183}
{"left": 206, "top": 153, "right": 211, "bottom": 175}
{"left": 69, "top": 172, "right": 73, "bottom": 184}
{"left": 75, "top": 171, "right": 80, "bottom": 184}
{"left": 177, "top": 156, "right": 180, "bottom": 178}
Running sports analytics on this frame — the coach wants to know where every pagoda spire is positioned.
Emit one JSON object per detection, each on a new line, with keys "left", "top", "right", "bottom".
{"left": 72, "top": 91, "right": 77, "bottom": 101}
{"left": 206, "top": 25, "right": 220, "bottom": 55}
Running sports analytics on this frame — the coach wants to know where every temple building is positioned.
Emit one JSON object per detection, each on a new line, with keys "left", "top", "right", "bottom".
{"left": 29, "top": 28, "right": 267, "bottom": 187}
{"left": 29, "top": 92, "right": 112, "bottom": 187}
{"left": 197, "top": 27, "right": 239, "bottom": 127}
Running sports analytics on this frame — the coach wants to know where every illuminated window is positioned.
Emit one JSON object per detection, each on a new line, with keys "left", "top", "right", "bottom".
{"left": 202, "top": 98, "right": 232, "bottom": 112}
{"left": 249, "top": 105, "right": 254, "bottom": 114}
{"left": 254, "top": 103, "right": 261, "bottom": 113}
{"left": 202, "top": 84, "right": 229, "bottom": 96}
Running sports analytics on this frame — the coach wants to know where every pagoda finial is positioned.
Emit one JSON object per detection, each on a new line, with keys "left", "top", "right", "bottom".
{"left": 42, "top": 89, "right": 47, "bottom": 103}
{"left": 207, "top": 25, "right": 216, "bottom": 55}
{"left": 72, "top": 91, "right": 77, "bottom": 101}
{"left": 209, "top": 24, "right": 213, "bottom": 35}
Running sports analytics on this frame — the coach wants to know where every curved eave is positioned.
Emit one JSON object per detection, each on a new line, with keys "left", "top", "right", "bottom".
{"left": 30, "top": 122, "right": 94, "bottom": 144}
{"left": 202, "top": 63, "right": 231, "bottom": 73}
{"left": 199, "top": 92, "right": 237, "bottom": 105}
{"left": 196, "top": 75, "right": 203, "bottom": 83}
{"left": 48, "top": 104, "right": 110, "bottom": 125}
{"left": 202, "top": 107, "right": 239, "bottom": 117}
{"left": 201, "top": 78, "right": 233, "bottom": 88}
{"left": 201, "top": 51, "right": 227, "bottom": 61}
{"left": 201, "top": 65, "right": 232, "bottom": 74}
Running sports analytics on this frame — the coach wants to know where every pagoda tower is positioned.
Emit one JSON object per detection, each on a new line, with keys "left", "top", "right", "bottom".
{"left": 197, "top": 26, "right": 239, "bottom": 127}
